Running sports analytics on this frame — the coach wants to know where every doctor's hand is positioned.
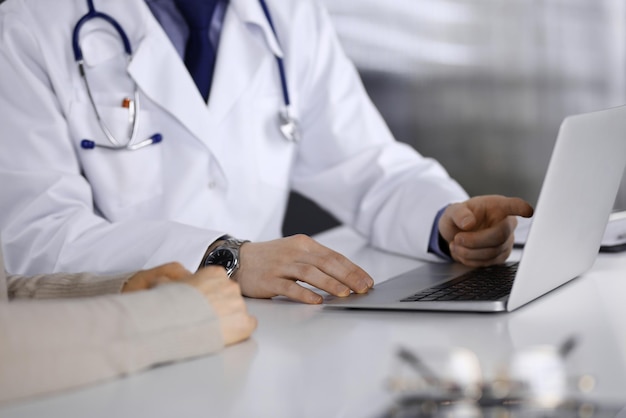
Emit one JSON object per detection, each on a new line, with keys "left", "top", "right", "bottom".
{"left": 438, "top": 195, "right": 534, "bottom": 267}
{"left": 233, "top": 235, "right": 374, "bottom": 304}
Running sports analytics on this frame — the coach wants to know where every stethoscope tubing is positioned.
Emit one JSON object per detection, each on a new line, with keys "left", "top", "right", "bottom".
{"left": 74, "top": 0, "right": 299, "bottom": 150}
{"left": 258, "top": 0, "right": 301, "bottom": 141}
{"left": 258, "top": 0, "right": 290, "bottom": 109}
{"left": 74, "top": 0, "right": 161, "bottom": 150}
{"left": 72, "top": 0, "right": 132, "bottom": 62}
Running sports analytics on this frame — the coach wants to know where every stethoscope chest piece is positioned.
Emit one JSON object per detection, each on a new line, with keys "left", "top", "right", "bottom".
{"left": 279, "top": 107, "right": 301, "bottom": 142}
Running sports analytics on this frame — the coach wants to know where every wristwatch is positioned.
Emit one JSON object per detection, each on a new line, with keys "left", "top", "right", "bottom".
{"left": 202, "top": 236, "right": 249, "bottom": 278}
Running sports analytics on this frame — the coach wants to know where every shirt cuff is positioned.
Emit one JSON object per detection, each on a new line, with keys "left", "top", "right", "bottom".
{"left": 428, "top": 206, "right": 452, "bottom": 260}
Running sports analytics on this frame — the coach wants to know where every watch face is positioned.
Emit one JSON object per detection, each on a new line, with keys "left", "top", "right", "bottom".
{"left": 205, "top": 248, "right": 236, "bottom": 271}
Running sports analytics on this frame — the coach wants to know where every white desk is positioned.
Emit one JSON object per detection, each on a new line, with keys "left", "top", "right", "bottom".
{"left": 3, "top": 227, "right": 626, "bottom": 418}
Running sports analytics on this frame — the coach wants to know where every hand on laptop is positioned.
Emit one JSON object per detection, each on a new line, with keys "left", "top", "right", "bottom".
{"left": 439, "top": 195, "right": 534, "bottom": 267}
{"left": 233, "top": 235, "right": 374, "bottom": 305}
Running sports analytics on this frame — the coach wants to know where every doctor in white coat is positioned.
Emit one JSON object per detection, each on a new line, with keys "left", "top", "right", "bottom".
{"left": 0, "top": 0, "right": 532, "bottom": 304}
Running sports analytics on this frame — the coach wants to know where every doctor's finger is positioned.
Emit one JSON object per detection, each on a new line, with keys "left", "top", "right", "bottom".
{"left": 464, "top": 195, "right": 534, "bottom": 223}
{"left": 300, "top": 240, "right": 374, "bottom": 293}
{"left": 451, "top": 243, "right": 511, "bottom": 267}
{"left": 270, "top": 278, "right": 324, "bottom": 304}
{"left": 450, "top": 234, "right": 514, "bottom": 267}
{"left": 454, "top": 217, "right": 517, "bottom": 249}
{"left": 284, "top": 262, "right": 352, "bottom": 297}
{"left": 440, "top": 203, "right": 477, "bottom": 236}
{"left": 489, "top": 196, "right": 534, "bottom": 218}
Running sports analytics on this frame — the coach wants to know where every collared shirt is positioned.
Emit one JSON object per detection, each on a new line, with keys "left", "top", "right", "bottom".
{"left": 145, "top": 0, "right": 227, "bottom": 60}
{"left": 428, "top": 206, "right": 451, "bottom": 259}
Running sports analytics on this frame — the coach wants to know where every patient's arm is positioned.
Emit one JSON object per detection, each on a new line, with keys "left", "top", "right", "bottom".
{"left": 0, "top": 282, "right": 225, "bottom": 405}
{"left": 7, "top": 262, "right": 191, "bottom": 300}
{"left": 7, "top": 271, "right": 132, "bottom": 299}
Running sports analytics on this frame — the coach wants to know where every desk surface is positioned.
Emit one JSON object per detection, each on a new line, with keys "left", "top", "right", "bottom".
{"left": 3, "top": 227, "right": 626, "bottom": 418}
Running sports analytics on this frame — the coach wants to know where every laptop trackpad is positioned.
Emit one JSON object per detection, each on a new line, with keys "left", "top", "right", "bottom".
{"left": 376, "top": 262, "right": 472, "bottom": 292}
{"left": 324, "top": 262, "right": 473, "bottom": 307}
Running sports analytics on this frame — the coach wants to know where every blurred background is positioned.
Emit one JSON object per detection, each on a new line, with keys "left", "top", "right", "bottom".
{"left": 283, "top": 0, "right": 626, "bottom": 236}
{"left": 1, "top": 0, "right": 619, "bottom": 236}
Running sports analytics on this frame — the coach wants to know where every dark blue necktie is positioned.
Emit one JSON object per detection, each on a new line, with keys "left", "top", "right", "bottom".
{"left": 175, "top": 0, "right": 221, "bottom": 102}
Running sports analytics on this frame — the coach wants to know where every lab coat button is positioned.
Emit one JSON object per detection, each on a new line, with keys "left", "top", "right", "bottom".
{"left": 208, "top": 181, "right": 217, "bottom": 189}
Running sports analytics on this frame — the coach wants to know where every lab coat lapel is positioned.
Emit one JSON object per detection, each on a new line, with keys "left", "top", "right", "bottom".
{"left": 127, "top": 0, "right": 283, "bottom": 150}
{"left": 127, "top": 15, "right": 212, "bottom": 149}
{"left": 207, "top": 0, "right": 284, "bottom": 125}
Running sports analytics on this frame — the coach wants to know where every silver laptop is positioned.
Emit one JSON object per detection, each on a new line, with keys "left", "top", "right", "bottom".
{"left": 325, "top": 105, "right": 626, "bottom": 312}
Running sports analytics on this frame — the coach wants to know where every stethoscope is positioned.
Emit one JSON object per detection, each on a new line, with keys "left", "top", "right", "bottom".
{"left": 73, "top": 0, "right": 300, "bottom": 152}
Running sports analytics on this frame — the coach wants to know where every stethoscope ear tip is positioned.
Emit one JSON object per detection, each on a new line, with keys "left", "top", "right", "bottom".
{"left": 80, "top": 139, "right": 96, "bottom": 149}
{"left": 150, "top": 133, "right": 163, "bottom": 144}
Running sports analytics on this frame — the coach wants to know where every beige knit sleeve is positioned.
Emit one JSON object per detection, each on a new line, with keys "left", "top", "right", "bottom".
{"left": 0, "top": 282, "right": 225, "bottom": 405}
{"left": 6, "top": 271, "right": 134, "bottom": 300}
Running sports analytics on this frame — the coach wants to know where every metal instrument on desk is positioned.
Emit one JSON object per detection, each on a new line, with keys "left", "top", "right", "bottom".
{"left": 382, "top": 337, "right": 624, "bottom": 418}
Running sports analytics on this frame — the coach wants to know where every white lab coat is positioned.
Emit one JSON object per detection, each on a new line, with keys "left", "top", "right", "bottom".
{"left": 0, "top": 0, "right": 468, "bottom": 275}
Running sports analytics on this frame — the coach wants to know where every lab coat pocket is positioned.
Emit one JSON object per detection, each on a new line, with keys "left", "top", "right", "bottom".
{"left": 69, "top": 103, "right": 164, "bottom": 218}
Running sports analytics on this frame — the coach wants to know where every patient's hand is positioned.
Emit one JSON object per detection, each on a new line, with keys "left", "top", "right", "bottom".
{"left": 123, "top": 263, "right": 257, "bottom": 345}
{"left": 180, "top": 267, "right": 257, "bottom": 346}
{"left": 122, "top": 262, "right": 191, "bottom": 293}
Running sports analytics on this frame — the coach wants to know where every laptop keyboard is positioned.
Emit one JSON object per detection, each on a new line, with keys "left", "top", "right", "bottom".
{"left": 400, "top": 262, "right": 519, "bottom": 302}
